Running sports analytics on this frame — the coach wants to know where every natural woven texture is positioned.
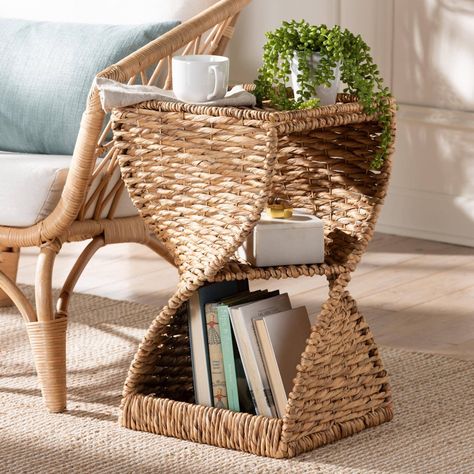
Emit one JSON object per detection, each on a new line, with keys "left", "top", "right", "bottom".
{"left": 2, "top": 287, "right": 474, "bottom": 474}
{"left": 113, "top": 95, "right": 395, "bottom": 281}
{"left": 25, "top": 317, "right": 67, "bottom": 412}
{"left": 111, "top": 95, "right": 397, "bottom": 457}
{"left": 120, "top": 291, "right": 392, "bottom": 458}
{"left": 0, "top": 247, "right": 19, "bottom": 306}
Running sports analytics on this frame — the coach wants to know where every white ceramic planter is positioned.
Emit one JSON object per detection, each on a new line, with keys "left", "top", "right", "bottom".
{"left": 290, "top": 52, "right": 341, "bottom": 106}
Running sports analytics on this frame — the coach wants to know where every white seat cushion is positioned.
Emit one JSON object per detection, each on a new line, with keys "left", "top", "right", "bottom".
{"left": 0, "top": 152, "right": 137, "bottom": 227}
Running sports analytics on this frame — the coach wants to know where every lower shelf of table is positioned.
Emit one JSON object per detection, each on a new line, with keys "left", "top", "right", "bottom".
{"left": 120, "top": 289, "right": 392, "bottom": 458}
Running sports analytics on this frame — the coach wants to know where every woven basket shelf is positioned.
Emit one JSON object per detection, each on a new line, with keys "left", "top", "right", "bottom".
{"left": 111, "top": 93, "right": 397, "bottom": 458}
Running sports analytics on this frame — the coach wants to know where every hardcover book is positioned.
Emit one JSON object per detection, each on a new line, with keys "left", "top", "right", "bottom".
{"left": 217, "top": 290, "right": 277, "bottom": 413}
{"left": 205, "top": 302, "right": 228, "bottom": 409}
{"left": 253, "top": 306, "right": 311, "bottom": 418}
{"left": 217, "top": 305, "right": 240, "bottom": 411}
{"left": 188, "top": 280, "right": 249, "bottom": 406}
{"left": 229, "top": 293, "right": 291, "bottom": 417}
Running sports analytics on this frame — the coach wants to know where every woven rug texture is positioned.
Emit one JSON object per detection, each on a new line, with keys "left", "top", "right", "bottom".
{"left": 1, "top": 286, "right": 473, "bottom": 474}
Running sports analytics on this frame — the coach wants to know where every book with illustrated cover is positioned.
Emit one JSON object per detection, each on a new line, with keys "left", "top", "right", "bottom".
{"left": 253, "top": 306, "right": 311, "bottom": 418}
{"left": 217, "top": 290, "right": 272, "bottom": 413}
{"left": 217, "top": 290, "right": 277, "bottom": 413}
{"left": 229, "top": 293, "right": 291, "bottom": 417}
{"left": 218, "top": 306, "right": 257, "bottom": 414}
{"left": 188, "top": 280, "right": 249, "bottom": 406}
{"left": 205, "top": 302, "right": 228, "bottom": 409}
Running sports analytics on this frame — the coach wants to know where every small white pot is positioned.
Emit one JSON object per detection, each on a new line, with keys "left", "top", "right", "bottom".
{"left": 290, "top": 52, "right": 341, "bottom": 106}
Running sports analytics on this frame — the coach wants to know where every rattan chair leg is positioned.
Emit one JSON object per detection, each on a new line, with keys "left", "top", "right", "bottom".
{"left": 0, "top": 247, "right": 20, "bottom": 307}
{"left": 27, "top": 241, "right": 67, "bottom": 412}
{"left": 56, "top": 236, "right": 106, "bottom": 318}
{"left": 26, "top": 318, "right": 67, "bottom": 413}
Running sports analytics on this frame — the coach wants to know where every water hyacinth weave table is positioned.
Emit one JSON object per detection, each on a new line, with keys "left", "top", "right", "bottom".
{"left": 111, "top": 93, "right": 397, "bottom": 458}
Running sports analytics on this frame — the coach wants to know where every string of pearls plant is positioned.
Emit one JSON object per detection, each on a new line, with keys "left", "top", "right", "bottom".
{"left": 254, "top": 20, "right": 393, "bottom": 169}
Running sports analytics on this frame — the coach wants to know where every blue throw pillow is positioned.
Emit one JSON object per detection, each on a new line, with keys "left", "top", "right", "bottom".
{"left": 0, "top": 18, "right": 179, "bottom": 155}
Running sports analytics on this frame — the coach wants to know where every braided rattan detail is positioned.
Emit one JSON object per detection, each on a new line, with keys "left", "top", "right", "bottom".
{"left": 26, "top": 318, "right": 68, "bottom": 413}
{"left": 114, "top": 95, "right": 396, "bottom": 458}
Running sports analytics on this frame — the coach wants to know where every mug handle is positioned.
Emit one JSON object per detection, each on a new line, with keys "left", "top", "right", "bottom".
{"left": 207, "top": 65, "right": 226, "bottom": 101}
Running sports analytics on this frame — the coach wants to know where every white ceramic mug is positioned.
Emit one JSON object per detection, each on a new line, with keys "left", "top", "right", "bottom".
{"left": 172, "top": 55, "right": 229, "bottom": 103}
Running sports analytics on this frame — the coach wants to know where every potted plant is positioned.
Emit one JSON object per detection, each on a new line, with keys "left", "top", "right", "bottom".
{"left": 254, "top": 20, "right": 393, "bottom": 169}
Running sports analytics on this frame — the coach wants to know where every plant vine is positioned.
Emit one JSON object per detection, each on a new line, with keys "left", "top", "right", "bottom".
{"left": 254, "top": 20, "right": 393, "bottom": 169}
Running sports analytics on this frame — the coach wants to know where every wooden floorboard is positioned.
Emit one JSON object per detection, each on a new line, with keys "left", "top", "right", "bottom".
{"left": 17, "top": 232, "right": 474, "bottom": 359}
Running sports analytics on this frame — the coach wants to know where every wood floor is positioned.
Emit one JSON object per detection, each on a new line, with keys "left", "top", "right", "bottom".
{"left": 17, "top": 232, "right": 474, "bottom": 360}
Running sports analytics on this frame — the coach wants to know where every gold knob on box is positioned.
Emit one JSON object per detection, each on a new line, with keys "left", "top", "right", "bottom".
{"left": 265, "top": 197, "right": 293, "bottom": 219}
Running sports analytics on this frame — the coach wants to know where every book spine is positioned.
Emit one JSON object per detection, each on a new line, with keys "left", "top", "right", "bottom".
{"left": 188, "top": 293, "right": 213, "bottom": 406}
{"left": 217, "top": 306, "right": 240, "bottom": 412}
{"left": 205, "top": 303, "right": 228, "bottom": 409}
{"left": 253, "top": 318, "right": 286, "bottom": 418}
{"left": 230, "top": 312, "right": 275, "bottom": 418}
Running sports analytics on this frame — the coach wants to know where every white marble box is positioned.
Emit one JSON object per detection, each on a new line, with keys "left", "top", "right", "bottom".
{"left": 237, "top": 210, "right": 325, "bottom": 267}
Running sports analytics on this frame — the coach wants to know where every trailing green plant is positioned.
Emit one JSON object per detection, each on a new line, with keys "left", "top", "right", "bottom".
{"left": 254, "top": 20, "right": 393, "bottom": 169}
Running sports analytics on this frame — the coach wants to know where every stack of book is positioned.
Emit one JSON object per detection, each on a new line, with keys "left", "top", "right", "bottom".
{"left": 188, "top": 280, "right": 311, "bottom": 418}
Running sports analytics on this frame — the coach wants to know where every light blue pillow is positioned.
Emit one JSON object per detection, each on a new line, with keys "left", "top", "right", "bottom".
{"left": 0, "top": 18, "right": 179, "bottom": 155}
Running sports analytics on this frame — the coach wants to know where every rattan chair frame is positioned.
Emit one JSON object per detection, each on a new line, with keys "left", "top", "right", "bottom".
{"left": 0, "top": 0, "right": 251, "bottom": 413}
{"left": 112, "top": 95, "right": 397, "bottom": 457}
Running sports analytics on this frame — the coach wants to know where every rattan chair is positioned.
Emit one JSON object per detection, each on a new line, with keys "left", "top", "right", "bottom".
{"left": 0, "top": 0, "right": 251, "bottom": 413}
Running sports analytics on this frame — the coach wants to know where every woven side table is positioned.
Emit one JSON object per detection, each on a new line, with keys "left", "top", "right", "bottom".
{"left": 111, "top": 94, "right": 396, "bottom": 459}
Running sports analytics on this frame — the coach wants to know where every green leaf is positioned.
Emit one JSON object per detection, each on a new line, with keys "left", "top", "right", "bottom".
{"left": 254, "top": 20, "right": 393, "bottom": 167}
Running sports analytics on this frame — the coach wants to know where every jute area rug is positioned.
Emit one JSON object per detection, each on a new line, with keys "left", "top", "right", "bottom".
{"left": 1, "top": 287, "right": 473, "bottom": 474}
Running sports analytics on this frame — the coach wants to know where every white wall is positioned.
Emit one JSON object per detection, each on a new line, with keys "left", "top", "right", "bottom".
{"left": 228, "top": 0, "right": 338, "bottom": 83}
{"left": 379, "top": 0, "right": 474, "bottom": 246}
{"left": 229, "top": 0, "right": 393, "bottom": 85}
{"left": 229, "top": 0, "right": 474, "bottom": 246}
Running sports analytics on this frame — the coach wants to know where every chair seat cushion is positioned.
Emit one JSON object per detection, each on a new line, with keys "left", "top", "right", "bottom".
{"left": 0, "top": 152, "right": 137, "bottom": 227}
{"left": 0, "top": 18, "right": 179, "bottom": 155}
